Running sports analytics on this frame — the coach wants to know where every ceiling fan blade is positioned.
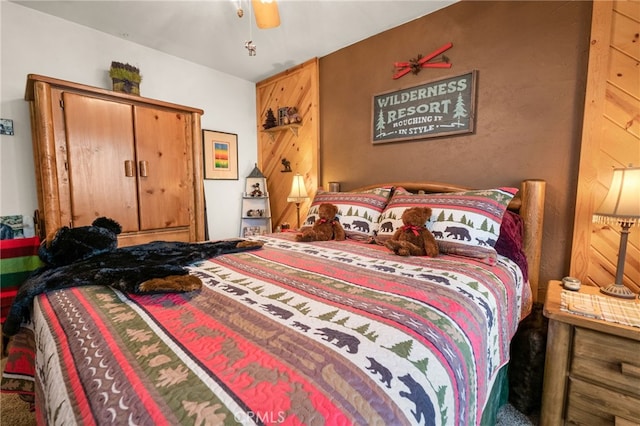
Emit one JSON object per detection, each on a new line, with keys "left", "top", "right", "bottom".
{"left": 252, "top": 0, "right": 280, "bottom": 29}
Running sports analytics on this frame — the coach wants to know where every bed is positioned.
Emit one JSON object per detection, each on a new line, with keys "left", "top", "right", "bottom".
{"left": 1, "top": 179, "right": 545, "bottom": 425}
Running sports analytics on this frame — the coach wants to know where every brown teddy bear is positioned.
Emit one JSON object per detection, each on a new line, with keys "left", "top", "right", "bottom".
{"left": 283, "top": 107, "right": 302, "bottom": 124}
{"left": 296, "top": 203, "right": 346, "bottom": 242}
{"left": 384, "top": 207, "right": 439, "bottom": 257}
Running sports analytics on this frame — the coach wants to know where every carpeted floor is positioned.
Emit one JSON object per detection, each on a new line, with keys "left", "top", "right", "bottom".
{"left": 497, "top": 403, "right": 539, "bottom": 426}
{"left": 1, "top": 357, "right": 36, "bottom": 425}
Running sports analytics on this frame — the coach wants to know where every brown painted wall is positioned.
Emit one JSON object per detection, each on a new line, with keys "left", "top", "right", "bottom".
{"left": 319, "top": 1, "right": 593, "bottom": 297}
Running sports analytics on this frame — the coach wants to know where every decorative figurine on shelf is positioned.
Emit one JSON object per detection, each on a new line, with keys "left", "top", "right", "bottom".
{"left": 263, "top": 108, "right": 277, "bottom": 129}
{"left": 281, "top": 158, "right": 292, "bottom": 173}
{"left": 244, "top": 164, "right": 267, "bottom": 197}
{"left": 250, "top": 182, "right": 263, "bottom": 197}
{"left": 283, "top": 107, "right": 302, "bottom": 124}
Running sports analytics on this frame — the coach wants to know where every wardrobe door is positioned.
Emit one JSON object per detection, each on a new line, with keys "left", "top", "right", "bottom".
{"left": 62, "top": 93, "right": 139, "bottom": 232}
{"left": 133, "top": 106, "right": 191, "bottom": 231}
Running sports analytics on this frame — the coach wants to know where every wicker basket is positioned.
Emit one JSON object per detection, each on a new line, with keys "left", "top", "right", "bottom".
{"left": 111, "top": 78, "right": 140, "bottom": 95}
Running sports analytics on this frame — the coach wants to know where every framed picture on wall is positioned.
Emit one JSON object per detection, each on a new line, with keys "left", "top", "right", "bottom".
{"left": 203, "top": 130, "right": 239, "bottom": 180}
{"left": 0, "top": 118, "right": 14, "bottom": 136}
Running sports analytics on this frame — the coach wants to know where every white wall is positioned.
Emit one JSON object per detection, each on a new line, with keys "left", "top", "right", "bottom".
{"left": 0, "top": 2, "right": 257, "bottom": 240}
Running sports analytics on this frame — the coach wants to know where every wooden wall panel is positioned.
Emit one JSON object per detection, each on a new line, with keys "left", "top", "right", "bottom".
{"left": 605, "top": 85, "right": 640, "bottom": 138}
{"left": 256, "top": 59, "right": 319, "bottom": 230}
{"left": 571, "top": 0, "right": 640, "bottom": 293}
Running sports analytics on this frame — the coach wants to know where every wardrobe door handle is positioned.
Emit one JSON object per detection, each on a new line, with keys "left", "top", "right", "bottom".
{"left": 139, "top": 160, "right": 148, "bottom": 177}
{"left": 124, "top": 160, "right": 134, "bottom": 177}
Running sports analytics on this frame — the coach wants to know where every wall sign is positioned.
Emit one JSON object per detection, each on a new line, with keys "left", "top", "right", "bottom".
{"left": 372, "top": 70, "right": 477, "bottom": 144}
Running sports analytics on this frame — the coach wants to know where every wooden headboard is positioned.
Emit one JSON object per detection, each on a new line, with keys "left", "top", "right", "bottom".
{"left": 353, "top": 180, "right": 546, "bottom": 302}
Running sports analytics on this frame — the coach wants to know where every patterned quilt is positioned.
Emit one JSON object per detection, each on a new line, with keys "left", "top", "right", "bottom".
{"left": 2, "top": 233, "right": 530, "bottom": 425}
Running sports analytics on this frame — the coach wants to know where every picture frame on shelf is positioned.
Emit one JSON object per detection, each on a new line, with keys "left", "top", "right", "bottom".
{"left": 277, "top": 107, "right": 288, "bottom": 126}
{"left": 203, "top": 130, "right": 238, "bottom": 180}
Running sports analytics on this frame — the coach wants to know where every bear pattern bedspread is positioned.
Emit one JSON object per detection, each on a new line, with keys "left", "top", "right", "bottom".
{"left": 8, "top": 233, "right": 530, "bottom": 425}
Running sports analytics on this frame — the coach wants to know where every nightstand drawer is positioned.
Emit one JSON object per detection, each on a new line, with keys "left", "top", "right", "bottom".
{"left": 566, "top": 377, "right": 640, "bottom": 425}
{"left": 572, "top": 327, "right": 640, "bottom": 398}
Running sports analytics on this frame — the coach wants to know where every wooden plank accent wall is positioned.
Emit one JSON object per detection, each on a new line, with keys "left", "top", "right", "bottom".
{"left": 256, "top": 58, "right": 320, "bottom": 230}
{"left": 570, "top": 0, "right": 640, "bottom": 292}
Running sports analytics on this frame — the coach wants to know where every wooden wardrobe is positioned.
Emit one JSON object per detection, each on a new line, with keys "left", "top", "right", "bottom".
{"left": 26, "top": 74, "right": 205, "bottom": 246}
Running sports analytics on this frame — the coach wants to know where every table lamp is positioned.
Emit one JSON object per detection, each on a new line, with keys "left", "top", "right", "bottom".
{"left": 593, "top": 166, "right": 640, "bottom": 299}
{"left": 287, "top": 173, "right": 309, "bottom": 229}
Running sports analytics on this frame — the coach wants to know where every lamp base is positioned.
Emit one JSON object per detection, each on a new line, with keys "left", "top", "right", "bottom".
{"left": 599, "top": 283, "right": 637, "bottom": 299}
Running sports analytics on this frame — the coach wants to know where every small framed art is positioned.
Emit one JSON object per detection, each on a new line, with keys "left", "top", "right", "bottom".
{"left": 203, "top": 130, "right": 239, "bottom": 180}
{"left": 0, "top": 119, "right": 14, "bottom": 136}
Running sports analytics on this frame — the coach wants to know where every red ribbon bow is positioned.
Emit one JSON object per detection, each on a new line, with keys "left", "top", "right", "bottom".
{"left": 401, "top": 225, "right": 423, "bottom": 236}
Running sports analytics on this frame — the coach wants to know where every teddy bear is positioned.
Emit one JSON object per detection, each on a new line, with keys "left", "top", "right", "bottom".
{"left": 283, "top": 106, "right": 302, "bottom": 124}
{"left": 384, "top": 207, "right": 439, "bottom": 257}
{"left": 2, "top": 217, "right": 263, "bottom": 336}
{"left": 295, "top": 203, "right": 346, "bottom": 242}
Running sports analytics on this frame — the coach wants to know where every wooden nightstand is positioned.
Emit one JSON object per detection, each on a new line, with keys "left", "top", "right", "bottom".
{"left": 540, "top": 280, "right": 640, "bottom": 425}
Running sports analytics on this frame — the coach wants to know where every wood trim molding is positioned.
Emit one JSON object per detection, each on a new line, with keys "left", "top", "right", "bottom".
{"left": 569, "top": 2, "right": 613, "bottom": 282}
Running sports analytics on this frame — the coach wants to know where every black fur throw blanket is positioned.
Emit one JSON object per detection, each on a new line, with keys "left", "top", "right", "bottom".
{"left": 3, "top": 239, "right": 263, "bottom": 336}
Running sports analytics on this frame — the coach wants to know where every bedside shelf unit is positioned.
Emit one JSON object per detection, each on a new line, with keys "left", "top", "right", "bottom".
{"left": 541, "top": 280, "right": 640, "bottom": 425}
{"left": 240, "top": 195, "right": 272, "bottom": 237}
{"left": 240, "top": 164, "right": 272, "bottom": 237}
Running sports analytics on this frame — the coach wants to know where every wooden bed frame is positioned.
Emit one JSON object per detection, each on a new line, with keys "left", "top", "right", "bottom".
{"left": 353, "top": 179, "right": 546, "bottom": 302}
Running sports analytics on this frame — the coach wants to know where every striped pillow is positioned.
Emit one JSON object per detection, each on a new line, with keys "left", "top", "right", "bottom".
{"left": 376, "top": 187, "right": 518, "bottom": 264}
{"left": 301, "top": 187, "right": 392, "bottom": 241}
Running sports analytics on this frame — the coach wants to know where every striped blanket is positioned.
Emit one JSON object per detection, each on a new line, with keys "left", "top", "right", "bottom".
{"left": 2, "top": 233, "right": 530, "bottom": 425}
{"left": 0, "top": 237, "right": 42, "bottom": 324}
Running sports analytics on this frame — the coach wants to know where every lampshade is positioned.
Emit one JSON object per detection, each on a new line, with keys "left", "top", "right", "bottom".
{"left": 593, "top": 166, "right": 640, "bottom": 226}
{"left": 593, "top": 166, "right": 640, "bottom": 299}
{"left": 287, "top": 173, "right": 308, "bottom": 202}
{"left": 252, "top": 0, "right": 280, "bottom": 29}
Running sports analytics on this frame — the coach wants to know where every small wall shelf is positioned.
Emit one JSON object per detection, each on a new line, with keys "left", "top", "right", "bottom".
{"left": 240, "top": 164, "right": 272, "bottom": 237}
{"left": 241, "top": 195, "right": 272, "bottom": 236}
{"left": 262, "top": 123, "right": 301, "bottom": 141}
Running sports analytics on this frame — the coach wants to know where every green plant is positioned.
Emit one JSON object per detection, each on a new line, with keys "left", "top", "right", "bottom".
{"left": 109, "top": 61, "right": 142, "bottom": 83}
